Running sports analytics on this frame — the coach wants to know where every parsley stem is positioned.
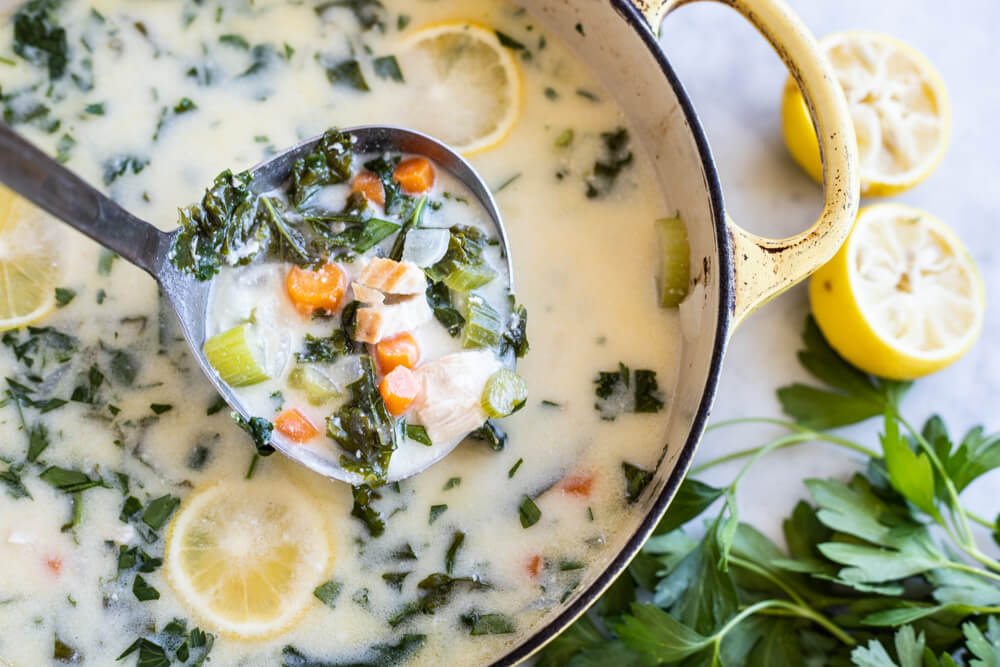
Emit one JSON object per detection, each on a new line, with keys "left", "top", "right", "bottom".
{"left": 948, "top": 560, "right": 1000, "bottom": 585}
{"left": 690, "top": 429, "right": 877, "bottom": 476}
{"left": 711, "top": 598, "right": 855, "bottom": 648}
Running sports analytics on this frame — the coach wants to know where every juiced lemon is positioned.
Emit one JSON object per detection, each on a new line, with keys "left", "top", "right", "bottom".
{"left": 399, "top": 21, "right": 522, "bottom": 155}
{"left": 0, "top": 185, "right": 64, "bottom": 331}
{"left": 782, "top": 31, "right": 950, "bottom": 196}
{"left": 165, "top": 479, "right": 332, "bottom": 639}
{"left": 810, "top": 204, "right": 983, "bottom": 380}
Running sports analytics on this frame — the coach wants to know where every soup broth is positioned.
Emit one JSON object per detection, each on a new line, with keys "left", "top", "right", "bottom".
{"left": 0, "top": 0, "right": 681, "bottom": 664}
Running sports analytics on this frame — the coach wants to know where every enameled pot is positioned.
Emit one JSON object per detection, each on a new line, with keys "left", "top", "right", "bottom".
{"left": 494, "top": 0, "right": 860, "bottom": 663}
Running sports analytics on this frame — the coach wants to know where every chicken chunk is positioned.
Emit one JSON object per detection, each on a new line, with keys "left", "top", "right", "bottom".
{"left": 352, "top": 282, "right": 432, "bottom": 344}
{"left": 411, "top": 351, "right": 501, "bottom": 445}
{"left": 358, "top": 257, "right": 426, "bottom": 295}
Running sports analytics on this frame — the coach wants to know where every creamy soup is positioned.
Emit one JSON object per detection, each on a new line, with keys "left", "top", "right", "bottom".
{"left": 0, "top": 0, "right": 682, "bottom": 664}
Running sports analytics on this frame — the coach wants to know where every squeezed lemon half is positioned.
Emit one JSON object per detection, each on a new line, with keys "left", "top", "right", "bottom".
{"left": 165, "top": 478, "right": 332, "bottom": 639}
{"left": 782, "top": 31, "right": 950, "bottom": 196}
{"left": 810, "top": 204, "right": 984, "bottom": 380}
{"left": 398, "top": 21, "right": 522, "bottom": 155}
{"left": 0, "top": 185, "right": 64, "bottom": 331}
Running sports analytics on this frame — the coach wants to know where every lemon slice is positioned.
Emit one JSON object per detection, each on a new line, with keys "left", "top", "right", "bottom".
{"left": 782, "top": 31, "right": 950, "bottom": 196}
{"left": 0, "top": 184, "right": 64, "bottom": 331}
{"left": 165, "top": 479, "right": 332, "bottom": 639}
{"left": 810, "top": 204, "right": 983, "bottom": 380}
{"left": 398, "top": 21, "right": 522, "bottom": 155}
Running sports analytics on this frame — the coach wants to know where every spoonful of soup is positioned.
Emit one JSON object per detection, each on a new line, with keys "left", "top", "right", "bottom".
{"left": 0, "top": 124, "right": 527, "bottom": 486}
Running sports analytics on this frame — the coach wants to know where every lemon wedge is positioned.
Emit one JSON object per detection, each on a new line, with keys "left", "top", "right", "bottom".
{"left": 782, "top": 31, "right": 950, "bottom": 196}
{"left": 165, "top": 479, "right": 332, "bottom": 639}
{"left": 0, "top": 184, "right": 64, "bottom": 331}
{"left": 810, "top": 204, "right": 984, "bottom": 380}
{"left": 398, "top": 21, "right": 522, "bottom": 155}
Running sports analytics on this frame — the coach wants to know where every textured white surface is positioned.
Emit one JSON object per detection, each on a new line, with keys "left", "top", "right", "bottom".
{"left": 657, "top": 0, "right": 999, "bottom": 543}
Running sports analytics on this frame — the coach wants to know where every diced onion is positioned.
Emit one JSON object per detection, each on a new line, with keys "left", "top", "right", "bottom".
{"left": 402, "top": 228, "right": 450, "bottom": 267}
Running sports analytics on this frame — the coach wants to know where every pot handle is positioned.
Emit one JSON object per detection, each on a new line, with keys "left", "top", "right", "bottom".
{"left": 639, "top": 0, "right": 860, "bottom": 326}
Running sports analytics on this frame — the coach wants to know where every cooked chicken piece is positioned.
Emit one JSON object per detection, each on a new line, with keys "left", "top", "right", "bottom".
{"left": 411, "top": 351, "right": 501, "bottom": 445}
{"left": 358, "top": 257, "right": 427, "bottom": 295}
{"left": 351, "top": 282, "right": 432, "bottom": 344}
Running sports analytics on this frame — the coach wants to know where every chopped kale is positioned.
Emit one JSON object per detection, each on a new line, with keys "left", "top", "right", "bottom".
{"left": 586, "top": 127, "right": 633, "bottom": 198}
{"left": 622, "top": 461, "right": 653, "bottom": 503}
{"left": 314, "top": 0, "right": 387, "bottom": 32}
{"left": 102, "top": 154, "right": 149, "bottom": 186}
{"left": 442, "top": 476, "right": 461, "bottom": 491}
{"left": 218, "top": 33, "right": 250, "bottom": 50}
{"left": 109, "top": 349, "right": 139, "bottom": 386}
{"left": 206, "top": 395, "right": 227, "bottom": 416}
{"left": 325, "top": 58, "right": 369, "bottom": 91}
{"left": 141, "top": 495, "right": 180, "bottom": 530}
{"left": 425, "top": 225, "right": 496, "bottom": 287}
{"left": 468, "top": 419, "right": 507, "bottom": 451}
{"left": 13, "top": 0, "right": 68, "bottom": 79}
{"left": 70, "top": 364, "right": 104, "bottom": 404}
{"left": 328, "top": 355, "right": 398, "bottom": 483}
{"left": 362, "top": 154, "right": 404, "bottom": 214}
{"left": 239, "top": 44, "right": 279, "bottom": 77}
{"left": 0, "top": 466, "right": 31, "bottom": 499}
{"left": 2, "top": 325, "right": 77, "bottom": 368}
{"left": 382, "top": 571, "right": 410, "bottom": 591}
{"left": 389, "top": 573, "right": 490, "bottom": 627}
{"left": 405, "top": 423, "right": 432, "bottom": 446}
{"left": 502, "top": 301, "right": 529, "bottom": 358}
{"left": 313, "top": 579, "right": 343, "bottom": 608}
{"left": 27, "top": 423, "right": 50, "bottom": 462}
{"left": 373, "top": 54, "right": 404, "bottom": 82}
{"left": 425, "top": 281, "right": 464, "bottom": 337}
{"left": 494, "top": 30, "right": 525, "bottom": 50}
{"left": 290, "top": 128, "right": 355, "bottom": 209}
{"left": 53, "top": 636, "right": 82, "bottom": 662}
{"left": 84, "top": 102, "right": 104, "bottom": 115}
{"left": 391, "top": 543, "right": 417, "bottom": 560}
{"left": 296, "top": 331, "right": 351, "bottom": 363}
{"left": 98, "top": 249, "right": 117, "bottom": 275}
{"left": 518, "top": 495, "right": 541, "bottom": 528}
{"left": 326, "top": 217, "right": 400, "bottom": 253}
{"left": 233, "top": 414, "right": 275, "bottom": 456}
{"left": 150, "top": 403, "right": 172, "bottom": 415}
{"left": 460, "top": 611, "right": 516, "bottom": 635}
{"left": 55, "top": 133, "right": 75, "bottom": 162}
{"left": 132, "top": 574, "right": 160, "bottom": 601}
{"left": 445, "top": 530, "right": 465, "bottom": 574}
{"left": 634, "top": 369, "right": 664, "bottom": 413}
{"left": 282, "top": 634, "right": 426, "bottom": 667}
{"left": 39, "top": 466, "right": 105, "bottom": 493}
{"left": 507, "top": 457, "right": 523, "bottom": 478}
{"left": 350, "top": 484, "right": 385, "bottom": 537}
{"left": 397, "top": 14, "right": 410, "bottom": 31}
{"left": 52, "top": 288, "right": 75, "bottom": 309}
{"left": 428, "top": 504, "right": 447, "bottom": 525}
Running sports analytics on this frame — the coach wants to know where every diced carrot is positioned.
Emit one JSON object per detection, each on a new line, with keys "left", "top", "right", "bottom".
{"left": 286, "top": 262, "right": 347, "bottom": 315}
{"left": 352, "top": 170, "right": 385, "bottom": 207}
{"left": 274, "top": 408, "right": 319, "bottom": 442}
{"left": 560, "top": 473, "right": 594, "bottom": 498}
{"left": 46, "top": 557, "right": 62, "bottom": 575}
{"left": 526, "top": 554, "right": 542, "bottom": 578}
{"left": 393, "top": 156, "right": 435, "bottom": 194}
{"left": 375, "top": 333, "right": 421, "bottom": 374}
{"left": 379, "top": 366, "right": 420, "bottom": 416}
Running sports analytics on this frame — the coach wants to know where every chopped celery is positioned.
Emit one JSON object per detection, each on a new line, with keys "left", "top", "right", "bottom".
{"left": 443, "top": 262, "right": 497, "bottom": 292}
{"left": 481, "top": 369, "right": 528, "bottom": 418}
{"left": 289, "top": 366, "right": 342, "bottom": 405}
{"left": 203, "top": 323, "right": 269, "bottom": 387}
{"left": 656, "top": 216, "right": 690, "bottom": 307}
{"left": 462, "top": 296, "right": 502, "bottom": 349}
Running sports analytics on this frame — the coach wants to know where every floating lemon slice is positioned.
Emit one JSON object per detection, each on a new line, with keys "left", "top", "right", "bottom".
{"left": 810, "top": 204, "right": 984, "bottom": 380}
{"left": 782, "top": 31, "right": 950, "bottom": 196}
{"left": 398, "top": 21, "right": 522, "bottom": 155}
{"left": 0, "top": 184, "right": 64, "bottom": 331}
{"left": 165, "top": 479, "right": 332, "bottom": 639}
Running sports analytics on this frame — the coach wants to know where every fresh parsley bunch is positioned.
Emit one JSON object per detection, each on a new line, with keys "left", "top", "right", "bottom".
{"left": 540, "top": 317, "right": 1000, "bottom": 666}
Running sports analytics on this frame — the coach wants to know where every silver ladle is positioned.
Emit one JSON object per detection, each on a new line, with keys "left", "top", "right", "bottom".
{"left": 0, "top": 123, "right": 514, "bottom": 484}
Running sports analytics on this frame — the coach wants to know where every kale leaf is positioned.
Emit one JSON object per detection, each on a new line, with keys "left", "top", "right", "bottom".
{"left": 13, "top": 0, "right": 68, "bottom": 79}
{"left": 328, "top": 355, "right": 398, "bottom": 484}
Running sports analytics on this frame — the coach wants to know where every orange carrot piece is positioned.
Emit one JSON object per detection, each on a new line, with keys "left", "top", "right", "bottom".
{"left": 560, "top": 473, "right": 594, "bottom": 498}
{"left": 393, "top": 156, "right": 435, "bottom": 194}
{"left": 379, "top": 366, "right": 420, "bottom": 416}
{"left": 352, "top": 171, "right": 385, "bottom": 207}
{"left": 526, "top": 554, "right": 542, "bottom": 579}
{"left": 46, "top": 557, "right": 62, "bottom": 575}
{"left": 286, "top": 262, "right": 347, "bottom": 315}
{"left": 375, "top": 332, "right": 420, "bottom": 374}
{"left": 274, "top": 408, "right": 319, "bottom": 443}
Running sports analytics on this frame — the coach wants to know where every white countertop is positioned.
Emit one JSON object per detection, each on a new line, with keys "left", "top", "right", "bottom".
{"left": 657, "top": 0, "right": 999, "bottom": 543}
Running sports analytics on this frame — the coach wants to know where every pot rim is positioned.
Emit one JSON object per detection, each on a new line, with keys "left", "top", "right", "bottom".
{"left": 490, "top": 2, "right": 734, "bottom": 665}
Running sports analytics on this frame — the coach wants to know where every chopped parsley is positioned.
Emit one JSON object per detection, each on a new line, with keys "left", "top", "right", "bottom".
{"left": 313, "top": 579, "right": 343, "bottom": 608}
{"left": 428, "top": 504, "right": 447, "bottom": 525}
{"left": 518, "top": 495, "right": 541, "bottom": 528}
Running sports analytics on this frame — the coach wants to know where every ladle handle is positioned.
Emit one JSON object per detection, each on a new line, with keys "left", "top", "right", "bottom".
{"left": 0, "top": 123, "right": 168, "bottom": 277}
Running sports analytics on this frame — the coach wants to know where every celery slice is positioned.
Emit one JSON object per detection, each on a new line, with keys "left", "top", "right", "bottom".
{"left": 289, "top": 366, "right": 342, "bottom": 405}
{"left": 203, "top": 323, "right": 269, "bottom": 387}
{"left": 656, "top": 216, "right": 690, "bottom": 307}
{"left": 462, "top": 296, "right": 503, "bottom": 349}
{"left": 481, "top": 369, "right": 528, "bottom": 418}
{"left": 443, "top": 262, "right": 497, "bottom": 292}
